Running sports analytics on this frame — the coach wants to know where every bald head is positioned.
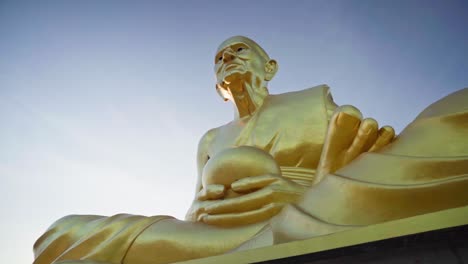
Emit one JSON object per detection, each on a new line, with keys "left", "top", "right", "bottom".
{"left": 214, "top": 35, "right": 278, "bottom": 104}
{"left": 216, "top": 36, "right": 270, "bottom": 62}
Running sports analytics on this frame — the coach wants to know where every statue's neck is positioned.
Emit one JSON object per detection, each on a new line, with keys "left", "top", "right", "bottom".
{"left": 228, "top": 81, "right": 267, "bottom": 120}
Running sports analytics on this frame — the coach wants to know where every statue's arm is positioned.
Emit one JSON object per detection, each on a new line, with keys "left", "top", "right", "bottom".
{"left": 185, "top": 128, "right": 220, "bottom": 221}
{"left": 184, "top": 129, "right": 306, "bottom": 226}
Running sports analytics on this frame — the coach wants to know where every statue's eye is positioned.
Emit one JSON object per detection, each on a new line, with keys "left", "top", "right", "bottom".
{"left": 218, "top": 56, "right": 222, "bottom": 62}
{"left": 237, "top": 47, "right": 244, "bottom": 52}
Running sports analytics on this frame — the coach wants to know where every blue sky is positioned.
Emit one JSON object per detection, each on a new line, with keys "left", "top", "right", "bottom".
{"left": 1, "top": 0, "right": 467, "bottom": 262}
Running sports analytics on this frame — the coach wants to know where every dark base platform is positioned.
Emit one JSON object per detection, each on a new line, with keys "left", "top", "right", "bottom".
{"left": 257, "top": 225, "right": 468, "bottom": 264}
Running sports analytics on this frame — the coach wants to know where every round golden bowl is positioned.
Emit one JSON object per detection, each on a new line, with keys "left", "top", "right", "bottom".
{"left": 202, "top": 146, "right": 281, "bottom": 189}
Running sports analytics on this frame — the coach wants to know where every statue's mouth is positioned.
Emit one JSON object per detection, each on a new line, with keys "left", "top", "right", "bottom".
{"left": 224, "top": 63, "right": 242, "bottom": 72}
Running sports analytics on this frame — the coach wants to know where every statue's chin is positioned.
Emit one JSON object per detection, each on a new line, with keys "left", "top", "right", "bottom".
{"left": 222, "top": 70, "right": 248, "bottom": 85}
{"left": 202, "top": 146, "right": 281, "bottom": 190}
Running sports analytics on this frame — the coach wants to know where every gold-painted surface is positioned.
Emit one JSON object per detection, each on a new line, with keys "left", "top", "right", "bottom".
{"left": 180, "top": 206, "right": 468, "bottom": 264}
{"left": 34, "top": 214, "right": 172, "bottom": 264}
{"left": 202, "top": 146, "right": 281, "bottom": 189}
{"left": 33, "top": 36, "right": 468, "bottom": 264}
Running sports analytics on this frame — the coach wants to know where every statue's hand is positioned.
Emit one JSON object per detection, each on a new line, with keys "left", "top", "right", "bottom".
{"left": 196, "top": 184, "right": 226, "bottom": 201}
{"left": 186, "top": 184, "right": 226, "bottom": 222}
{"left": 197, "top": 174, "right": 306, "bottom": 227}
{"left": 314, "top": 105, "right": 395, "bottom": 184}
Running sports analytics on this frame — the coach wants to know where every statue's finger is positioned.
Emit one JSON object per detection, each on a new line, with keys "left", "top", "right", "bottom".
{"left": 205, "top": 188, "right": 273, "bottom": 214}
{"left": 314, "top": 107, "right": 362, "bottom": 184}
{"left": 201, "top": 202, "right": 284, "bottom": 227}
{"left": 205, "top": 186, "right": 302, "bottom": 215}
{"left": 369, "top": 126, "right": 395, "bottom": 152}
{"left": 327, "top": 108, "right": 362, "bottom": 151}
{"left": 197, "top": 184, "right": 225, "bottom": 201}
{"left": 335, "top": 105, "right": 362, "bottom": 127}
{"left": 196, "top": 189, "right": 208, "bottom": 201}
{"left": 196, "top": 212, "right": 208, "bottom": 222}
{"left": 326, "top": 110, "right": 362, "bottom": 156}
{"left": 344, "top": 118, "right": 378, "bottom": 164}
{"left": 206, "top": 184, "right": 226, "bottom": 198}
{"left": 231, "top": 174, "right": 278, "bottom": 193}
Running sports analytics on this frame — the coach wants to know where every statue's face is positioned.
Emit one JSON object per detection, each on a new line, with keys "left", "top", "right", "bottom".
{"left": 214, "top": 36, "right": 268, "bottom": 86}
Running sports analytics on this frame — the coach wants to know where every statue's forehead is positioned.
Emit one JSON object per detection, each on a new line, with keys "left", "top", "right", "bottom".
{"left": 216, "top": 36, "right": 259, "bottom": 54}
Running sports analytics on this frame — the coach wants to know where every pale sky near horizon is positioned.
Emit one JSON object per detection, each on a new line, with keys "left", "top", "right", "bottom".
{"left": 1, "top": 0, "right": 467, "bottom": 263}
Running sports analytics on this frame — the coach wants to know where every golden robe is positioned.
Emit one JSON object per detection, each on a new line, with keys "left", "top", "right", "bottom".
{"left": 33, "top": 87, "right": 468, "bottom": 264}
{"left": 271, "top": 88, "right": 468, "bottom": 242}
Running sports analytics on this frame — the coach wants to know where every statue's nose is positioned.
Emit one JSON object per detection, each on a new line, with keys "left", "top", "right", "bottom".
{"left": 222, "top": 50, "right": 235, "bottom": 63}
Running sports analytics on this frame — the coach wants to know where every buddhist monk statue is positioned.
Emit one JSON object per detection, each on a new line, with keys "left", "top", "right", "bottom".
{"left": 33, "top": 36, "right": 468, "bottom": 264}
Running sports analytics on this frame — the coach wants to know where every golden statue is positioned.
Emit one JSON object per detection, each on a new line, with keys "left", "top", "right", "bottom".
{"left": 33, "top": 36, "right": 468, "bottom": 264}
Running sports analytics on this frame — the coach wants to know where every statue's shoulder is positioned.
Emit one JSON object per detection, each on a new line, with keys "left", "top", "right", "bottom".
{"left": 296, "top": 84, "right": 330, "bottom": 95}
{"left": 198, "top": 127, "right": 219, "bottom": 148}
{"left": 270, "top": 84, "right": 332, "bottom": 105}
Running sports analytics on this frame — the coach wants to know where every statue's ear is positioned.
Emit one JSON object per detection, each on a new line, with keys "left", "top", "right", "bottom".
{"left": 216, "top": 84, "right": 230, "bottom": 101}
{"left": 264, "top": 59, "right": 278, "bottom": 81}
